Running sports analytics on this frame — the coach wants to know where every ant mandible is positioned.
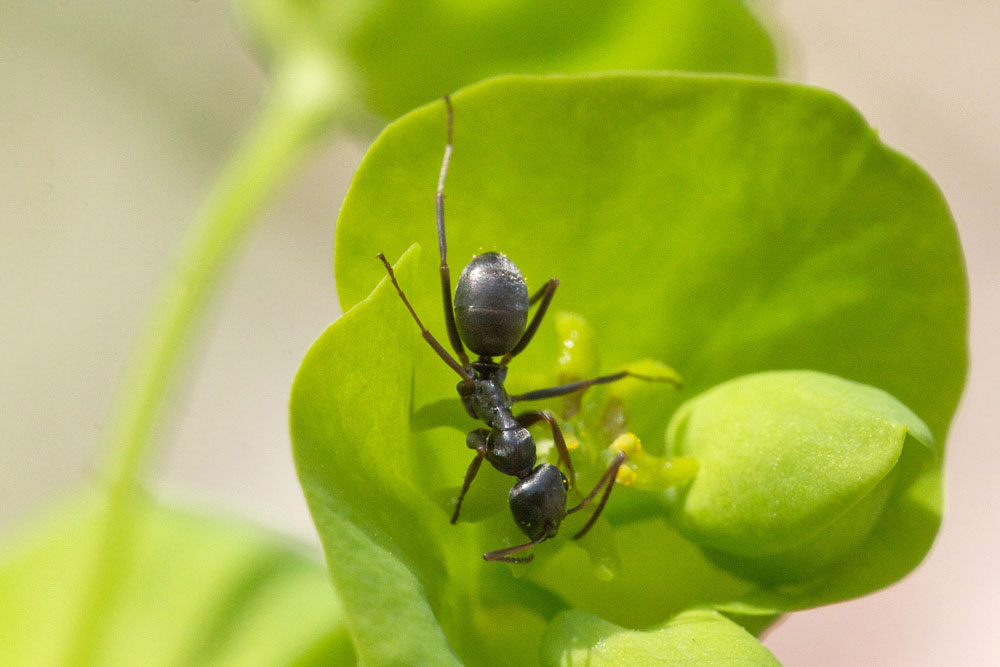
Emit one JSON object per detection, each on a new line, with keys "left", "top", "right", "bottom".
{"left": 377, "top": 96, "right": 673, "bottom": 563}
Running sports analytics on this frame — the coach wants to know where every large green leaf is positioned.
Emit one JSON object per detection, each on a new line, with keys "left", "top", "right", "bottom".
{"left": 293, "top": 73, "right": 966, "bottom": 663}
{"left": 0, "top": 492, "right": 352, "bottom": 665}
{"left": 236, "top": 0, "right": 777, "bottom": 119}
{"left": 334, "top": 74, "right": 964, "bottom": 443}
{"left": 291, "top": 247, "right": 466, "bottom": 667}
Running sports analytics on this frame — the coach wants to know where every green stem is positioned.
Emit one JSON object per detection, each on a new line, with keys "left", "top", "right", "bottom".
{"left": 66, "top": 54, "right": 350, "bottom": 665}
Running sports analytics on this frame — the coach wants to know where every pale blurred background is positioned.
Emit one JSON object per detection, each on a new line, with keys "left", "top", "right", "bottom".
{"left": 1, "top": 2, "right": 997, "bottom": 664}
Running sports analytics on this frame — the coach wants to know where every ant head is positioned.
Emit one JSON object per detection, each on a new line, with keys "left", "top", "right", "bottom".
{"left": 454, "top": 252, "right": 529, "bottom": 357}
{"left": 508, "top": 464, "right": 569, "bottom": 541}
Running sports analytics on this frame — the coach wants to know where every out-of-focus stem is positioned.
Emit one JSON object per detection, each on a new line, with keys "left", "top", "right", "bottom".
{"left": 65, "top": 53, "right": 350, "bottom": 665}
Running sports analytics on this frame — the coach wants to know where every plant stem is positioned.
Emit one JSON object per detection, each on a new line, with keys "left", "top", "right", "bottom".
{"left": 65, "top": 53, "right": 350, "bottom": 665}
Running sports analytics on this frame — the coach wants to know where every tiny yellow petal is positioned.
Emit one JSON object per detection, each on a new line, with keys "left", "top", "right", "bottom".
{"left": 615, "top": 466, "right": 636, "bottom": 486}
{"left": 611, "top": 432, "right": 642, "bottom": 456}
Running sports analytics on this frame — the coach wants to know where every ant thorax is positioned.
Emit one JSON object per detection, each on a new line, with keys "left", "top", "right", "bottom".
{"left": 468, "top": 377, "right": 514, "bottom": 429}
{"left": 457, "top": 361, "right": 512, "bottom": 426}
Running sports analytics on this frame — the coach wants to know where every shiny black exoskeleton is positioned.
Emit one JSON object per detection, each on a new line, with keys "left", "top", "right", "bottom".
{"left": 376, "top": 96, "right": 650, "bottom": 563}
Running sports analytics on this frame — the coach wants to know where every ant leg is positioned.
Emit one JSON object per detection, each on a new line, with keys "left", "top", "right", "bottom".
{"left": 516, "top": 410, "right": 576, "bottom": 489}
{"left": 511, "top": 371, "right": 680, "bottom": 403}
{"left": 501, "top": 278, "right": 559, "bottom": 364}
{"left": 435, "top": 96, "right": 470, "bottom": 366}
{"left": 568, "top": 451, "right": 627, "bottom": 540}
{"left": 528, "top": 280, "right": 554, "bottom": 307}
{"left": 483, "top": 529, "right": 552, "bottom": 563}
{"left": 452, "top": 430, "right": 488, "bottom": 524}
{"left": 377, "top": 253, "right": 472, "bottom": 383}
{"left": 451, "top": 453, "right": 484, "bottom": 524}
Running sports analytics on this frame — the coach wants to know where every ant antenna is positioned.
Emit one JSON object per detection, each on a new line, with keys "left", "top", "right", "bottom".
{"left": 483, "top": 530, "right": 550, "bottom": 564}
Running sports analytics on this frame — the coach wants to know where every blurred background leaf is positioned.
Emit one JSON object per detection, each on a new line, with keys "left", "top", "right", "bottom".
{"left": 0, "top": 492, "right": 352, "bottom": 665}
{"left": 236, "top": 0, "right": 778, "bottom": 120}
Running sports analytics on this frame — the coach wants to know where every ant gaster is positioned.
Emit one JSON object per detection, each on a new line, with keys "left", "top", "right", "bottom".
{"left": 377, "top": 96, "right": 673, "bottom": 563}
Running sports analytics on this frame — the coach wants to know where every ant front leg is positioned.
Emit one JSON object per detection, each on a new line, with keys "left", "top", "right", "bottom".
{"left": 568, "top": 451, "right": 627, "bottom": 540}
{"left": 516, "top": 410, "right": 576, "bottom": 489}
{"left": 451, "top": 429, "right": 488, "bottom": 524}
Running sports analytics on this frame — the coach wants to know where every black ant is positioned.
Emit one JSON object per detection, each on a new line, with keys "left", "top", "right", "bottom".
{"left": 376, "top": 96, "right": 675, "bottom": 563}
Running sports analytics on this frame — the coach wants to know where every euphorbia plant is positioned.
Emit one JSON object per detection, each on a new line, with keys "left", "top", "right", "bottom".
{"left": 0, "top": 1, "right": 967, "bottom": 665}
{"left": 290, "top": 74, "right": 966, "bottom": 664}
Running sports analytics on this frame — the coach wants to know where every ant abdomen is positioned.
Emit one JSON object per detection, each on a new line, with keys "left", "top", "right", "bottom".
{"left": 454, "top": 252, "right": 529, "bottom": 356}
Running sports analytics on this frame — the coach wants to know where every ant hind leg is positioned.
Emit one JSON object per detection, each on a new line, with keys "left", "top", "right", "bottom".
{"left": 376, "top": 253, "right": 472, "bottom": 383}
{"left": 434, "top": 96, "right": 470, "bottom": 367}
{"left": 501, "top": 278, "right": 559, "bottom": 365}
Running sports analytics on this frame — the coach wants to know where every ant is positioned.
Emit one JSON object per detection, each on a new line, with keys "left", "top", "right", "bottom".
{"left": 376, "top": 96, "right": 675, "bottom": 563}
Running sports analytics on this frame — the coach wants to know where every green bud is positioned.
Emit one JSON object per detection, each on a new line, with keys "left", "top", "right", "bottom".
{"left": 666, "top": 370, "right": 934, "bottom": 583}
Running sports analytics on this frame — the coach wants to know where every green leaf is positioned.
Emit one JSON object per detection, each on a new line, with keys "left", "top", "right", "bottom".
{"left": 526, "top": 517, "right": 756, "bottom": 629}
{"left": 297, "top": 73, "right": 966, "bottom": 660}
{"left": 0, "top": 492, "right": 352, "bottom": 666}
{"left": 333, "top": 74, "right": 965, "bottom": 453}
{"left": 236, "top": 0, "right": 777, "bottom": 119}
{"left": 293, "top": 246, "right": 561, "bottom": 665}
{"left": 291, "top": 246, "right": 465, "bottom": 666}
{"left": 541, "top": 608, "right": 781, "bottom": 666}
{"left": 667, "top": 370, "right": 934, "bottom": 583}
